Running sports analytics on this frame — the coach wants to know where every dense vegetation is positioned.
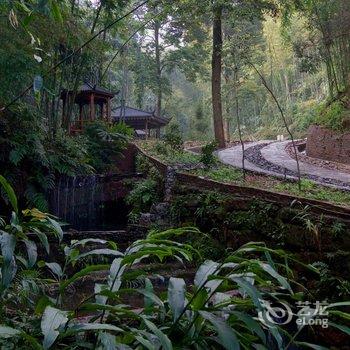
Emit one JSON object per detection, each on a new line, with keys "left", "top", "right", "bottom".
{"left": 1, "top": 0, "right": 350, "bottom": 348}
{"left": 0, "top": 177, "right": 349, "bottom": 349}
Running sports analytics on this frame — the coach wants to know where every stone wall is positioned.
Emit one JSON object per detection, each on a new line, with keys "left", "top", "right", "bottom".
{"left": 114, "top": 143, "right": 138, "bottom": 174}
{"left": 135, "top": 145, "right": 350, "bottom": 222}
{"left": 306, "top": 124, "right": 350, "bottom": 164}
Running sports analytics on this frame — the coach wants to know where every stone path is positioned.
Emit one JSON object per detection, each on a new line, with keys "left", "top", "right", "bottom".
{"left": 217, "top": 141, "right": 350, "bottom": 190}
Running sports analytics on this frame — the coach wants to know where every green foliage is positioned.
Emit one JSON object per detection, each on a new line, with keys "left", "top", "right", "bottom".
{"left": 140, "top": 141, "right": 201, "bottom": 165}
{"left": 163, "top": 122, "right": 183, "bottom": 151}
{"left": 193, "top": 165, "right": 244, "bottom": 183}
{"left": 126, "top": 178, "right": 159, "bottom": 219}
{"left": 1, "top": 178, "right": 350, "bottom": 349}
{"left": 274, "top": 180, "right": 350, "bottom": 206}
{"left": 83, "top": 121, "right": 132, "bottom": 172}
{"left": 200, "top": 140, "right": 218, "bottom": 168}
{"left": 314, "top": 101, "right": 346, "bottom": 131}
{"left": 0, "top": 105, "right": 93, "bottom": 210}
{"left": 126, "top": 163, "right": 163, "bottom": 220}
{"left": 312, "top": 261, "right": 350, "bottom": 300}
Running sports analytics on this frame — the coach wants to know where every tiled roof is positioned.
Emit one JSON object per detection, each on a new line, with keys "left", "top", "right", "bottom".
{"left": 80, "top": 82, "right": 117, "bottom": 95}
{"left": 112, "top": 106, "right": 155, "bottom": 118}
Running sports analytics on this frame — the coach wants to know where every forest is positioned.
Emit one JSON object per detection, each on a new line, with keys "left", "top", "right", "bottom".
{"left": 0, "top": 0, "right": 350, "bottom": 349}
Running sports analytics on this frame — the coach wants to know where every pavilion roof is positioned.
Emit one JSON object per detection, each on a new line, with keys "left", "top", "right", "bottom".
{"left": 61, "top": 82, "right": 118, "bottom": 99}
{"left": 79, "top": 82, "right": 118, "bottom": 97}
{"left": 111, "top": 106, "right": 170, "bottom": 129}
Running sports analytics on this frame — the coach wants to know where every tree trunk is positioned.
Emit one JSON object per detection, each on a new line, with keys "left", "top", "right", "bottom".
{"left": 91, "top": 0, "right": 103, "bottom": 34}
{"left": 211, "top": 5, "right": 225, "bottom": 148}
{"left": 154, "top": 20, "right": 162, "bottom": 117}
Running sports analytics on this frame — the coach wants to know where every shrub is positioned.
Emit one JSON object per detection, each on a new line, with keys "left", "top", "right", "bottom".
{"left": 200, "top": 140, "right": 218, "bottom": 168}
{"left": 314, "top": 100, "right": 346, "bottom": 131}
{"left": 0, "top": 105, "right": 93, "bottom": 210}
{"left": 163, "top": 122, "right": 183, "bottom": 150}
{"left": 83, "top": 121, "right": 132, "bottom": 172}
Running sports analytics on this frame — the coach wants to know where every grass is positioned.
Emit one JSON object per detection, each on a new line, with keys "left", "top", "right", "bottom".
{"left": 274, "top": 180, "right": 350, "bottom": 206}
{"left": 138, "top": 140, "right": 201, "bottom": 165}
{"left": 193, "top": 166, "right": 243, "bottom": 183}
{"left": 138, "top": 140, "right": 350, "bottom": 207}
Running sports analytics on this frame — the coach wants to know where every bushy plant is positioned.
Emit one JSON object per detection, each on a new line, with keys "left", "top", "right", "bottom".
{"left": 0, "top": 105, "right": 93, "bottom": 210}
{"left": 314, "top": 100, "right": 346, "bottom": 131}
{"left": 83, "top": 121, "right": 132, "bottom": 172}
{"left": 200, "top": 140, "right": 218, "bottom": 168}
{"left": 126, "top": 178, "right": 159, "bottom": 216}
{"left": 153, "top": 140, "right": 169, "bottom": 156}
{"left": 126, "top": 165, "right": 163, "bottom": 220}
{"left": 163, "top": 122, "right": 183, "bottom": 151}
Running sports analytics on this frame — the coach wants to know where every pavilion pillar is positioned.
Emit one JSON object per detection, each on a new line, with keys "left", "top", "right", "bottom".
{"left": 79, "top": 104, "right": 83, "bottom": 130}
{"left": 145, "top": 121, "right": 148, "bottom": 140}
{"left": 62, "top": 96, "right": 66, "bottom": 128}
{"left": 107, "top": 97, "right": 111, "bottom": 122}
{"left": 157, "top": 128, "right": 160, "bottom": 138}
{"left": 89, "top": 93, "right": 95, "bottom": 121}
{"left": 101, "top": 102, "right": 105, "bottom": 120}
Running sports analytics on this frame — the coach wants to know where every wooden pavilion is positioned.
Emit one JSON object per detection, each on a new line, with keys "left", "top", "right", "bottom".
{"left": 111, "top": 106, "right": 169, "bottom": 138}
{"left": 60, "top": 82, "right": 118, "bottom": 134}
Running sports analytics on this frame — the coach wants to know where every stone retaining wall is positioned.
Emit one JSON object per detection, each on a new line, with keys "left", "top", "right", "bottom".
{"left": 306, "top": 125, "right": 350, "bottom": 164}
{"left": 135, "top": 144, "right": 350, "bottom": 222}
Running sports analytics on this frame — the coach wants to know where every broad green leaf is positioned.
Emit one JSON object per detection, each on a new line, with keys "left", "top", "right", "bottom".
{"left": 199, "top": 311, "right": 240, "bottom": 350}
{"left": 24, "top": 240, "right": 37, "bottom": 268}
{"left": 327, "top": 301, "right": 350, "bottom": 308}
{"left": 0, "top": 232, "right": 17, "bottom": 288}
{"left": 0, "top": 175, "right": 18, "bottom": 214}
{"left": 142, "top": 318, "right": 172, "bottom": 350}
{"left": 231, "top": 311, "right": 266, "bottom": 344}
{"left": 68, "top": 323, "right": 123, "bottom": 333}
{"left": 295, "top": 342, "right": 328, "bottom": 350}
{"left": 0, "top": 325, "right": 20, "bottom": 338}
{"left": 33, "top": 229, "right": 50, "bottom": 254}
{"left": 35, "top": 296, "right": 53, "bottom": 315}
{"left": 95, "top": 283, "right": 108, "bottom": 305}
{"left": 329, "top": 310, "right": 350, "bottom": 320}
{"left": 75, "top": 249, "right": 123, "bottom": 261}
{"left": 257, "top": 262, "right": 292, "bottom": 292}
{"left": 134, "top": 335, "right": 155, "bottom": 349}
{"left": 143, "top": 278, "right": 154, "bottom": 313}
{"left": 0, "top": 231, "right": 16, "bottom": 263}
{"left": 71, "top": 238, "right": 107, "bottom": 247}
{"left": 45, "top": 262, "right": 63, "bottom": 279}
{"left": 194, "top": 260, "right": 218, "bottom": 288}
{"left": 60, "top": 264, "right": 109, "bottom": 292}
{"left": 47, "top": 217, "right": 63, "bottom": 242}
{"left": 230, "top": 276, "right": 262, "bottom": 310}
{"left": 41, "top": 306, "right": 68, "bottom": 349}
{"left": 98, "top": 332, "right": 117, "bottom": 350}
{"left": 269, "top": 326, "right": 283, "bottom": 350}
{"left": 329, "top": 322, "right": 350, "bottom": 336}
{"left": 136, "top": 287, "right": 164, "bottom": 308}
{"left": 168, "top": 277, "right": 186, "bottom": 321}
{"left": 108, "top": 258, "right": 125, "bottom": 292}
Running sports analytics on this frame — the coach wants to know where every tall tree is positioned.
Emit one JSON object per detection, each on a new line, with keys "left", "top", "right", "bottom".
{"left": 211, "top": 3, "right": 226, "bottom": 147}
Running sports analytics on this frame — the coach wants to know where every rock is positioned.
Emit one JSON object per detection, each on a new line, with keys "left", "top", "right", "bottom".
{"left": 139, "top": 213, "right": 155, "bottom": 227}
{"left": 150, "top": 202, "right": 170, "bottom": 218}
